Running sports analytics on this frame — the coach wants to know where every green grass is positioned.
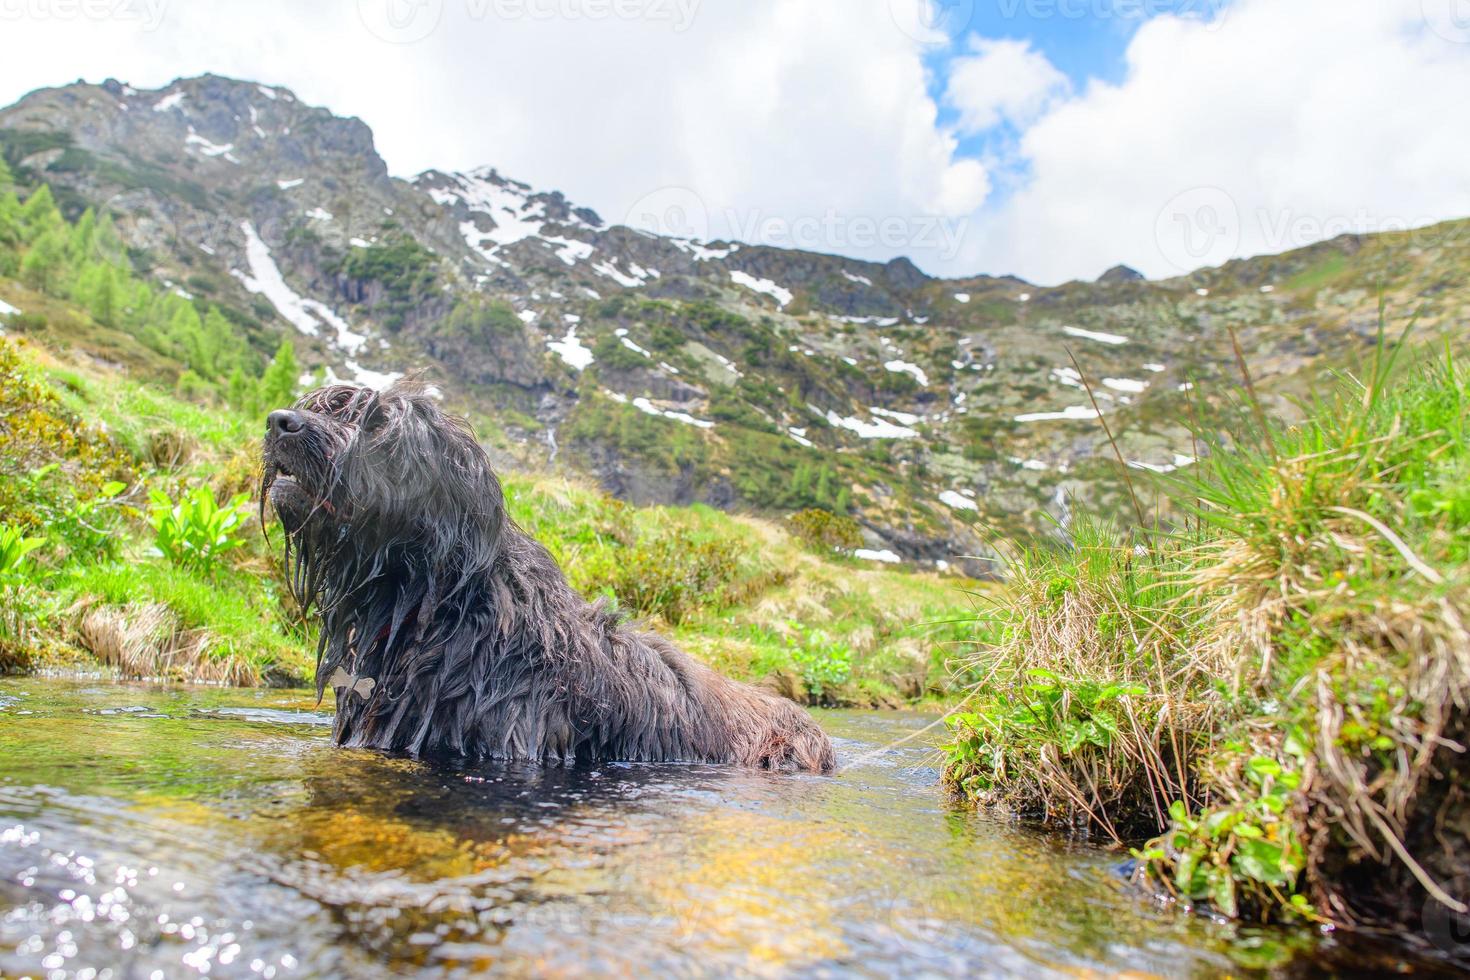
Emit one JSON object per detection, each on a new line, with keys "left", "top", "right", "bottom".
{"left": 943, "top": 329, "right": 1470, "bottom": 928}
{"left": 501, "top": 472, "right": 972, "bottom": 703}
{"left": 0, "top": 314, "right": 976, "bottom": 703}
{"left": 51, "top": 365, "right": 256, "bottom": 457}
{"left": 65, "top": 560, "right": 310, "bottom": 684}
{"left": 943, "top": 514, "right": 1215, "bottom": 836}
{"left": 1284, "top": 251, "right": 1348, "bottom": 293}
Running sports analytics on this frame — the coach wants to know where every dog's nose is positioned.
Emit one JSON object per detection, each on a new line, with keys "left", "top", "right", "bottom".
{"left": 267, "top": 409, "right": 304, "bottom": 436}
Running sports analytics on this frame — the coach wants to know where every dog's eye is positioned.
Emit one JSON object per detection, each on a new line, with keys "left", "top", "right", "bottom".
{"left": 359, "top": 394, "right": 390, "bottom": 432}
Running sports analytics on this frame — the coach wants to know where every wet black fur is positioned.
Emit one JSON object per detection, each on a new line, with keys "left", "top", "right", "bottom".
{"left": 262, "top": 382, "right": 835, "bottom": 772}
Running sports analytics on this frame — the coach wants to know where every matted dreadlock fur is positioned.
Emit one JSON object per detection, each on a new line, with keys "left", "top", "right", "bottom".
{"left": 260, "top": 381, "right": 835, "bottom": 773}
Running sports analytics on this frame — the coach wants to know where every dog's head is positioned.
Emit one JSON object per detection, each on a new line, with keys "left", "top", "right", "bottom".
{"left": 262, "top": 381, "right": 506, "bottom": 609}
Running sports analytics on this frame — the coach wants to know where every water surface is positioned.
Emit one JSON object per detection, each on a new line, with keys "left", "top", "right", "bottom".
{"left": 0, "top": 678, "right": 1443, "bottom": 977}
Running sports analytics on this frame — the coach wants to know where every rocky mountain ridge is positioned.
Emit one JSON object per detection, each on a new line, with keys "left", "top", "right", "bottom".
{"left": 3, "top": 73, "right": 1466, "bottom": 571}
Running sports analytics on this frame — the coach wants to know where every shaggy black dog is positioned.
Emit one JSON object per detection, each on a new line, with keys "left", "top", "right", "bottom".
{"left": 262, "top": 382, "right": 835, "bottom": 773}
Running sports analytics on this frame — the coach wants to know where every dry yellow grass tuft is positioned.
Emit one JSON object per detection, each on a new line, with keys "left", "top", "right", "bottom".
{"left": 76, "top": 600, "right": 257, "bottom": 686}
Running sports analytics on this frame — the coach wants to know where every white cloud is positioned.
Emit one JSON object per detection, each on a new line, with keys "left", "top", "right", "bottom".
{"left": 959, "top": 0, "right": 1470, "bottom": 283}
{"left": 943, "top": 37, "right": 1069, "bottom": 134}
{"left": 0, "top": 0, "right": 987, "bottom": 266}
{"left": 2, "top": 0, "right": 1468, "bottom": 285}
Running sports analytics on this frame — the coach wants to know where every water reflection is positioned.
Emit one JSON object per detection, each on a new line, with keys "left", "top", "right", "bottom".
{"left": 0, "top": 678, "right": 1448, "bottom": 977}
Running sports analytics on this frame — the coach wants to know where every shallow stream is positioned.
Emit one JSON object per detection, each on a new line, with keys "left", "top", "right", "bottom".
{"left": 0, "top": 678, "right": 1449, "bottom": 976}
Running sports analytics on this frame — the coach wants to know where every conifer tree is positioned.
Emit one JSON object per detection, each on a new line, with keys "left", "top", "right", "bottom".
{"left": 19, "top": 185, "right": 62, "bottom": 243}
{"left": 20, "top": 227, "right": 67, "bottom": 292}
{"left": 256, "top": 339, "right": 299, "bottom": 412}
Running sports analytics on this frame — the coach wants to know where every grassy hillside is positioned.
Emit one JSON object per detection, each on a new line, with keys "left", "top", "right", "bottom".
{"left": 0, "top": 160, "right": 975, "bottom": 701}
{"left": 942, "top": 326, "right": 1470, "bottom": 929}
{"left": 0, "top": 321, "right": 972, "bottom": 701}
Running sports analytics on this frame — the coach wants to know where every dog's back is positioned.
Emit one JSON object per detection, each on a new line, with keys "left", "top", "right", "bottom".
{"left": 325, "top": 525, "right": 836, "bottom": 772}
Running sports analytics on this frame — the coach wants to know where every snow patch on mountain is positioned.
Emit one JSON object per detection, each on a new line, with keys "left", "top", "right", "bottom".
{"left": 546, "top": 236, "right": 594, "bottom": 266}
{"left": 547, "top": 323, "right": 593, "bottom": 370}
{"left": 939, "top": 490, "right": 979, "bottom": 512}
{"left": 184, "top": 130, "right": 238, "bottom": 162}
{"left": 870, "top": 407, "right": 922, "bottom": 426}
{"left": 819, "top": 407, "right": 918, "bottom": 439}
{"left": 1128, "top": 453, "right": 1197, "bottom": 474}
{"left": 593, "top": 259, "right": 652, "bottom": 288}
{"left": 730, "top": 270, "right": 793, "bottom": 307}
{"left": 669, "top": 239, "right": 739, "bottom": 261}
{"left": 831, "top": 315, "right": 899, "bottom": 327}
{"left": 1062, "top": 325, "right": 1129, "bottom": 345}
{"left": 1015, "top": 405, "right": 1104, "bottom": 422}
{"left": 1051, "top": 367, "right": 1083, "bottom": 389}
{"left": 615, "top": 329, "right": 652, "bottom": 358}
{"left": 632, "top": 397, "right": 715, "bottom": 429}
{"left": 346, "top": 360, "right": 403, "bottom": 390}
{"left": 884, "top": 359, "right": 928, "bottom": 386}
{"left": 233, "top": 221, "right": 367, "bottom": 354}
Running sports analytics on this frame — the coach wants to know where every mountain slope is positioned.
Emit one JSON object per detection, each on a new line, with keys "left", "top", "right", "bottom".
{"left": 3, "top": 73, "right": 1466, "bottom": 569}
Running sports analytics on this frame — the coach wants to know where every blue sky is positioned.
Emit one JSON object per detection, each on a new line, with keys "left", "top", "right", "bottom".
{"left": 925, "top": 0, "right": 1224, "bottom": 206}
{"left": 931, "top": 2, "right": 1142, "bottom": 100}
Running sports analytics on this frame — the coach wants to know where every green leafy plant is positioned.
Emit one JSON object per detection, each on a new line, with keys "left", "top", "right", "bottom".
{"left": 147, "top": 486, "right": 251, "bottom": 574}
{"left": 0, "top": 521, "right": 45, "bottom": 670}
{"left": 31, "top": 466, "right": 128, "bottom": 560}
{"left": 1135, "top": 741, "right": 1315, "bottom": 922}
{"left": 0, "top": 521, "right": 43, "bottom": 582}
{"left": 784, "top": 626, "right": 853, "bottom": 701}
{"left": 945, "top": 670, "right": 1148, "bottom": 797}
